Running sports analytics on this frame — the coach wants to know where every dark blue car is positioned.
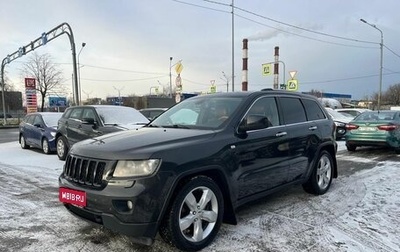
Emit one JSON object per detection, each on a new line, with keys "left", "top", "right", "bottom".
{"left": 19, "top": 112, "right": 63, "bottom": 154}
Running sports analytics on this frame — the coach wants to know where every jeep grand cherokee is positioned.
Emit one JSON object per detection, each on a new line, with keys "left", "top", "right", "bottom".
{"left": 59, "top": 90, "right": 337, "bottom": 251}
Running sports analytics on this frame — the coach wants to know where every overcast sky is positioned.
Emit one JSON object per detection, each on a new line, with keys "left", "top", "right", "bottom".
{"left": 1, "top": 0, "right": 399, "bottom": 101}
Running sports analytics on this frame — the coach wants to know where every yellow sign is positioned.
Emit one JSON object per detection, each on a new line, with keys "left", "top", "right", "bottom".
{"left": 210, "top": 85, "right": 216, "bottom": 93}
{"left": 262, "top": 63, "right": 272, "bottom": 76}
{"left": 175, "top": 62, "right": 183, "bottom": 74}
{"left": 287, "top": 79, "right": 298, "bottom": 91}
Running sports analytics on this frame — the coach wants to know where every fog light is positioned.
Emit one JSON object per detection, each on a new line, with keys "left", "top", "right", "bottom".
{"left": 127, "top": 200, "right": 133, "bottom": 210}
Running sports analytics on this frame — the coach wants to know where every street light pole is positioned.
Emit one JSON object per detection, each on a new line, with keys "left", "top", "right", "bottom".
{"left": 113, "top": 86, "right": 124, "bottom": 106}
{"left": 77, "top": 42, "right": 86, "bottom": 105}
{"left": 169, "top": 57, "right": 173, "bottom": 98}
{"left": 360, "top": 18, "right": 383, "bottom": 111}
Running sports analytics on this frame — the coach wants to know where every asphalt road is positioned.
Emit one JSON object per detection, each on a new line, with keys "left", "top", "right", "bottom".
{"left": 0, "top": 127, "right": 19, "bottom": 144}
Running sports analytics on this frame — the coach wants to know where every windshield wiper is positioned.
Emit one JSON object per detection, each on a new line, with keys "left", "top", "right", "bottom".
{"left": 162, "top": 124, "right": 191, "bottom": 129}
{"left": 146, "top": 123, "right": 160, "bottom": 128}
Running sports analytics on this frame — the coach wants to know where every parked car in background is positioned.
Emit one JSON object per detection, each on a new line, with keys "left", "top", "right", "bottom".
{"left": 335, "top": 108, "right": 371, "bottom": 118}
{"left": 1, "top": 113, "right": 12, "bottom": 118}
{"left": 59, "top": 90, "right": 338, "bottom": 251}
{"left": 345, "top": 110, "right": 400, "bottom": 153}
{"left": 19, "top": 112, "right": 63, "bottom": 154}
{"left": 55, "top": 105, "right": 149, "bottom": 160}
{"left": 325, "top": 107, "right": 352, "bottom": 140}
{"left": 139, "top": 107, "right": 167, "bottom": 120}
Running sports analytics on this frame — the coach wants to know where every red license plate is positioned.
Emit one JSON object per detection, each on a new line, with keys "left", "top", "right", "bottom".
{"left": 59, "top": 187, "right": 87, "bottom": 207}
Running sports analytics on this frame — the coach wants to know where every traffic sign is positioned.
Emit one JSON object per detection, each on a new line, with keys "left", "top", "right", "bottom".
{"left": 286, "top": 79, "right": 298, "bottom": 91}
{"left": 289, "top": 71, "right": 297, "bottom": 79}
{"left": 175, "top": 62, "right": 183, "bottom": 74}
{"left": 210, "top": 85, "right": 216, "bottom": 93}
{"left": 262, "top": 63, "right": 272, "bottom": 76}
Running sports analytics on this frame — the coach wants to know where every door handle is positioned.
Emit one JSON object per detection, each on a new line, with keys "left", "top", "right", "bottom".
{"left": 309, "top": 126, "right": 317, "bottom": 130}
{"left": 276, "top": 132, "right": 287, "bottom": 137}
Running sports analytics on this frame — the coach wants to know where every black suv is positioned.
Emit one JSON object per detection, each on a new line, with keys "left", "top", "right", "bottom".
{"left": 59, "top": 91, "right": 337, "bottom": 251}
{"left": 55, "top": 105, "right": 149, "bottom": 160}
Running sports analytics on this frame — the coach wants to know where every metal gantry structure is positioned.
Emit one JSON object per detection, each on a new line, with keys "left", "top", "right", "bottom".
{"left": 0, "top": 22, "right": 79, "bottom": 125}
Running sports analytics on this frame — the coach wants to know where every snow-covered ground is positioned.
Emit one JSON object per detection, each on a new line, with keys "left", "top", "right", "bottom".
{"left": 0, "top": 140, "right": 399, "bottom": 252}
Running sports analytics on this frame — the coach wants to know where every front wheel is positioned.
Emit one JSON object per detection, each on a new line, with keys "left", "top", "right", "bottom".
{"left": 56, "top": 136, "right": 68, "bottom": 160}
{"left": 159, "top": 176, "right": 224, "bottom": 251}
{"left": 303, "top": 150, "right": 333, "bottom": 195}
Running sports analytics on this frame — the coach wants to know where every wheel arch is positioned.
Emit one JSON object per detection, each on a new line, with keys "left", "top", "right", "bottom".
{"left": 159, "top": 167, "right": 237, "bottom": 229}
{"left": 316, "top": 143, "right": 338, "bottom": 178}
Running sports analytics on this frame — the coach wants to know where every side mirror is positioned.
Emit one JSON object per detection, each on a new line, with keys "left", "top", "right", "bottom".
{"left": 238, "top": 115, "right": 270, "bottom": 133}
{"left": 82, "top": 117, "right": 95, "bottom": 125}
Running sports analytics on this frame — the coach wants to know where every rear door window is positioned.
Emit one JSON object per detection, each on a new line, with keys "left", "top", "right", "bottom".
{"left": 302, "top": 99, "right": 326, "bottom": 121}
{"left": 279, "top": 97, "right": 306, "bottom": 124}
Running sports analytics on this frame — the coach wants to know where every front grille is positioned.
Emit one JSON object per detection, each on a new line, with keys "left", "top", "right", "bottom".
{"left": 63, "top": 155, "right": 110, "bottom": 188}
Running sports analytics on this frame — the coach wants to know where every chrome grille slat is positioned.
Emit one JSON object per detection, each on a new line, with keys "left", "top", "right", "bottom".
{"left": 63, "top": 155, "right": 108, "bottom": 188}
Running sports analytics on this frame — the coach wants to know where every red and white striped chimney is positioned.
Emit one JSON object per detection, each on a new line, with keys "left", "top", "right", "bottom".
{"left": 242, "top": 38, "right": 248, "bottom": 91}
{"left": 273, "top": 46, "right": 279, "bottom": 89}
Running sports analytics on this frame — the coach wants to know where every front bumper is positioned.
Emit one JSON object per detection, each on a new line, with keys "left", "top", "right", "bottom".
{"left": 58, "top": 172, "right": 173, "bottom": 241}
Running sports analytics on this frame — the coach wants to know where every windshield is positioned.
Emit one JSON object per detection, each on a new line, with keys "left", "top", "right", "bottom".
{"left": 96, "top": 106, "right": 149, "bottom": 125}
{"left": 150, "top": 95, "right": 244, "bottom": 129}
{"left": 42, "top": 113, "right": 63, "bottom": 127}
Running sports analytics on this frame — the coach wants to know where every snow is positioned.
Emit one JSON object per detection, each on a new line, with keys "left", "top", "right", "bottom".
{"left": 1, "top": 140, "right": 399, "bottom": 252}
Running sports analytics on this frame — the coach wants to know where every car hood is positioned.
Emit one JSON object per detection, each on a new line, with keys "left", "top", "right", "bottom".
{"left": 70, "top": 127, "right": 216, "bottom": 160}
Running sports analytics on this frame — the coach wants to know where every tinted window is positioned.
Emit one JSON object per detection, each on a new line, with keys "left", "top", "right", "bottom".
{"left": 247, "top": 97, "right": 280, "bottom": 126}
{"left": 303, "top": 99, "right": 326, "bottom": 121}
{"left": 33, "top": 115, "right": 43, "bottom": 126}
{"left": 280, "top": 97, "right": 306, "bottom": 124}
{"left": 70, "top": 108, "right": 83, "bottom": 119}
{"left": 26, "top": 115, "right": 35, "bottom": 124}
{"left": 82, "top": 108, "right": 97, "bottom": 121}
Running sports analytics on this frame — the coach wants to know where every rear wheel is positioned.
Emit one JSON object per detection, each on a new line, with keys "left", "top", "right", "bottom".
{"left": 42, "top": 138, "right": 51, "bottom": 154}
{"left": 346, "top": 144, "right": 356, "bottom": 151}
{"left": 159, "top": 176, "right": 224, "bottom": 251}
{"left": 56, "top": 136, "right": 68, "bottom": 160}
{"left": 303, "top": 150, "right": 333, "bottom": 195}
{"left": 20, "top": 135, "right": 30, "bottom": 149}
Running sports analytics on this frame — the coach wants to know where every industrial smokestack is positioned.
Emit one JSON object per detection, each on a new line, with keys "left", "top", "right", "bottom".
{"left": 242, "top": 39, "right": 248, "bottom": 91}
{"left": 274, "top": 46, "right": 279, "bottom": 89}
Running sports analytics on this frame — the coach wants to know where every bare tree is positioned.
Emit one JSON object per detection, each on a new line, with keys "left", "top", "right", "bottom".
{"left": 383, "top": 83, "right": 400, "bottom": 106}
{"left": 308, "top": 89, "right": 323, "bottom": 98}
{"left": 20, "top": 52, "right": 64, "bottom": 111}
{"left": 1, "top": 70, "right": 15, "bottom": 91}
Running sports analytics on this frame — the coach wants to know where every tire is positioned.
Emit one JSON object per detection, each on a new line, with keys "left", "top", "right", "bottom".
{"left": 302, "top": 150, "right": 333, "bottom": 195}
{"left": 346, "top": 144, "right": 356, "bottom": 152}
{"left": 42, "top": 138, "right": 51, "bottom": 154}
{"left": 56, "top": 136, "right": 68, "bottom": 160}
{"left": 20, "top": 135, "right": 30, "bottom": 149}
{"left": 159, "top": 176, "right": 224, "bottom": 251}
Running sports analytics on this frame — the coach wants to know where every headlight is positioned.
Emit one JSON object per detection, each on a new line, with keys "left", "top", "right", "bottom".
{"left": 334, "top": 121, "right": 345, "bottom": 127}
{"left": 50, "top": 132, "right": 56, "bottom": 137}
{"left": 113, "top": 159, "right": 161, "bottom": 178}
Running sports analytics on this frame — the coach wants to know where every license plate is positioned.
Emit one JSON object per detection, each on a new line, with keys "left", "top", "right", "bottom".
{"left": 359, "top": 126, "right": 377, "bottom": 131}
{"left": 59, "top": 187, "right": 87, "bottom": 207}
